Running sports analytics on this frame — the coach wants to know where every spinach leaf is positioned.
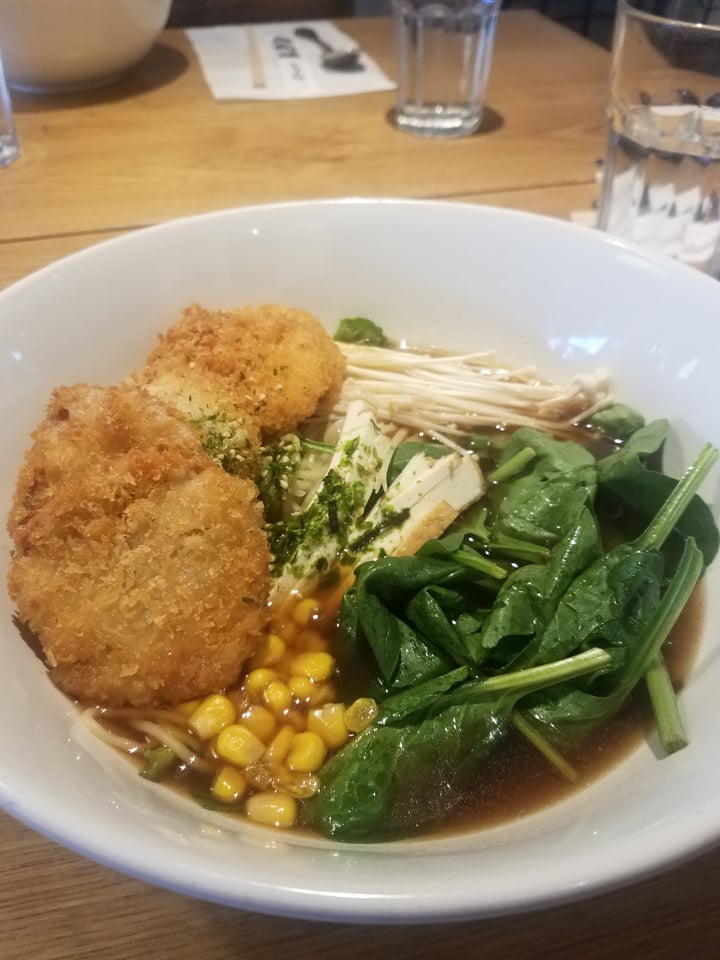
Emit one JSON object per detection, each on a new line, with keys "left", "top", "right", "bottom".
{"left": 515, "top": 442, "right": 716, "bottom": 676}
{"left": 590, "top": 403, "right": 645, "bottom": 442}
{"left": 526, "top": 538, "right": 704, "bottom": 745}
{"left": 611, "top": 419, "right": 668, "bottom": 458}
{"left": 341, "top": 541, "right": 505, "bottom": 687}
{"left": 478, "top": 507, "right": 602, "bottom": 668}
{"left": 512, "top": 543, "right": 663, "bottom": 670}
{"left": 364, "top": 591, "right": 452, "bottom": 687}
{"left": 597, "top": 421, "right": 719, "bottom": 565}
{"left": 520, "top": 446, "right": 718, "bottom": 744}
{"left": 452, "top": 504, "right": 551, "bottom": 564}
{"left": 491, "top": 428, "right": 597, "bottom": 547}
{"left": 342, "top": 553, "right": 468, "bottom": 683}
{"left": 305, "top": 648, "right": 612, "bottom": 841}
{"left": 406, "top": 585, "right": 488, "bottom": 667}
{"left": 380, "top": 667, "right": 471, "bottom": 723}
{"left": 305, "top": 698, "right": 507, "bottom": 841}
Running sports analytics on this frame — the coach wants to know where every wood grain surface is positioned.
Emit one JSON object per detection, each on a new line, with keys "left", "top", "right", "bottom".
{"left": 1, "top": 13, "right": 609, "bottom": 242}
{"left": 1, "top": 805, "right": 719, "bottom": 960}
{"left": 1, "top": 13, "right": 718, "bottom": 960}
{"left": 0, "top": 182, "right": 598, "bottom": 291}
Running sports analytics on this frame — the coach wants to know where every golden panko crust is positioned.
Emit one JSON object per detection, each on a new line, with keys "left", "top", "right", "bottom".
{"left": 130, "top": 362, "right": 264, "bottom": 480}
{"left": 7, "top": 384, "right": 271, "bottom": 707}
{"left": 142, "top": 303, "right": 346, "bottom": 440}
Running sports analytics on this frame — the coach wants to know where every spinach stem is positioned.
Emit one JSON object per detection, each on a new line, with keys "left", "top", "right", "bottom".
{"left": 452, "top": 546, "right": 508, "bottom": 580}
{"left": 637, "top": 444, "right": 718, "bottom": 551}
{"left": 488, "top": 446, "right": 537, "bottom": 484}
{"left": 478, "top": 647, "right": 613, "bottom": 696}
{"left": 300, "top": 437, "right": 335, "bottom": 453}
{"left": 511, "top": 710, "right": 579, "bottom": 781}
{"left": 618, "top": 538, "right": 704, "bottom": 702}
{"left": 645, "top": 652, "right": 688, "bottom": 754}
{"left": 485, "top": 535, "right": 550, "bottom": 564}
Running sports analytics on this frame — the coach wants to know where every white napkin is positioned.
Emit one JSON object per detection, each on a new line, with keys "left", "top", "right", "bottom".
{"left": 186, "top": 21, "right": 396, "bottom": 101}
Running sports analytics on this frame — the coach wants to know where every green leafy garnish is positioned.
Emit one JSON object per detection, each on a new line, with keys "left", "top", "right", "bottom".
{"left": 139, "top": 745, "right": 177, "bottom": 782}
{"left": 334, "top": 317, "right": 393, "bottom": 348}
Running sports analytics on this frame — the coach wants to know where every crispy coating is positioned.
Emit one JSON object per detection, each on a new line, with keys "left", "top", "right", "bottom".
{"left": 131, "top": 363, "right": 263, "bottom": 479}
{"left": 140, "top": 303, "right": 346, "bottom": 441}
{"left": 7, "top": 384, "right": 271, "bottom": 707}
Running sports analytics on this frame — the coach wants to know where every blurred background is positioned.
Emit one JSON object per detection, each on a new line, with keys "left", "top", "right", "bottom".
{"left": 167, "top": 0, "right": 618, "bottom": 47}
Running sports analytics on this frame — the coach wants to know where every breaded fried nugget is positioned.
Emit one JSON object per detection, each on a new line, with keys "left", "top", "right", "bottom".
{"left": 140, "top": 304, "right": 346, "bottom": 441}
{"left": 131, "top": 363, "right": 263, "bottom": 479}
{"left": 7, "top": 384, "right": 271, "bottom": 707}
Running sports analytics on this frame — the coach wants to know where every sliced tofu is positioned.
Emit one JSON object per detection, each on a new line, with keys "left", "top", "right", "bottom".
{"left": 271, "top": 399, "right": 396, "bottom": 597}
{"left": 355, "top": 451, "right": 485, "bottom": 563}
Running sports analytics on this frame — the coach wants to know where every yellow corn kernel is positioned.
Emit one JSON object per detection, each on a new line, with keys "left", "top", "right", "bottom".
{"left": 245, "top": 791, "right": 297, "bottom": 828}
{"left": 288, "top": 675, "right": 315, "bottom": 702}
{"left": 263, "top": 723, "right": 296, "bottom": 764}
{"left": 281, "top": 771, "right": 321, "bottom": 799}
{"left": 344, "top": 697, "right": 379, "bottom": 734}
{"left": 188, "top": 694, "right": 237, "bottom": 740}
{"left": 307, "top": 703, "right": 349, "bottom": 750}
{"left": 248, "top": 633, "right": 286, "bottom": 670}
{"left": 263, "top": 680, "right": 293, "bottom": 716}
{"left": 245, "top": 668, "right": 279, "bottom": 697}
{"left": 276, "top": 620, "right": 299, "bottom": 643}
{"left": 295, "top": 629, "right": 326, "bottom": 652}
{"left": 240, "top": 705, "right": 276, "bottom": 742}
{"left": 176, "top": 698, "right": 202, "bottom": 718}
{"left": 287, "top": 731, "right": 328, "bottom": 773}
{"left": 216, "top": 724, "right": 266, "bottom": 767}
{"left": 289, "top": 652, "right": 336, "bottom": 683}
{"left": 292, "top": 597, "right": 322, "bottom": 627}
{"left": 211, "top": 765, "right": 248, "bottom": 803}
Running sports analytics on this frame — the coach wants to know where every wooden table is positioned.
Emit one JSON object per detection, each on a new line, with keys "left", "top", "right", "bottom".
{"left": 1, "top": 12, "right": 718, "bottom": 959}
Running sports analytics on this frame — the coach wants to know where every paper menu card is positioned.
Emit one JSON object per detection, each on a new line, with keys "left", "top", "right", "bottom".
{"left": 186, "top": 21, "right": 396, "bottom": 101}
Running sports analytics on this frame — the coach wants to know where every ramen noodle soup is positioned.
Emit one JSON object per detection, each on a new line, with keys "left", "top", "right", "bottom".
{"left": 7, "top": 308, "right": 718, "bottom": 841}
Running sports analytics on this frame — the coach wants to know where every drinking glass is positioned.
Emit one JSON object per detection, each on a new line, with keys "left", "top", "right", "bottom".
{"left": 0, "top": 49, "right": 19, "bottom": 167}
{"left": 597, "top": 0, "right": 720, "bottom": 274}
{"left": 392, "top": 0, "right": 502, "bottom": 138}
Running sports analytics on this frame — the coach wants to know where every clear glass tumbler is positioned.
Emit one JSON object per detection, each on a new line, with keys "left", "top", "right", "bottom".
{"left": 597, "top": 0, "right": 720, "bottom": 275}
{"left": 392, "top": 0, "right": 502, "bottom": 139}
{"left": 0, "top": 49, "right": 19, "bottom": 168}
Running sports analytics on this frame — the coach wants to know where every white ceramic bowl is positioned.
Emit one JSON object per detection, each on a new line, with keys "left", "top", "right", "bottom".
{"left": 0, "top": 0, "right": 172, "bottom": 92}
{"left": 1, "top": 199, "right": 719, "bottom": 923}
